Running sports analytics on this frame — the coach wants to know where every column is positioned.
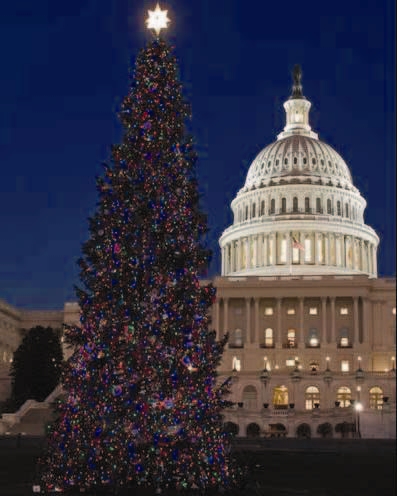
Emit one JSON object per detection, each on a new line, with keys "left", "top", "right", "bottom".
{"left": 299, "top": 297, "right": 305, "bottom": 346}
{"left": 272, "top": 235, "right": 277, "bottom": 266}
{"left": 253, "top": 235, "right": 258, "bottom": 267}
{"left": 360, "top": 240, "right": 365, "bottom": 272}
{"left": 263, "top": 235, "right": 268, "bottom": 266}
{"left": 254, "top": 298, "right": 260, "bottom": 344}
{"left": 237, "top": 240, "right": 241, "bottom": 271}
{"left": 257, "top": 235, "right": 262, "bottom": 268}
{"left": 245, "top": 298, "right": 251, "bottom": 344}
{"left": 330, "top": 297, "right": 336, "bottom": 343}
{"left": 341, "top": 236, "right": 346, "bottom": 268}
{"left": 214, "top": 299, "right": 221, "bottom": 340}
{"left": 246, "top": 237, "right": 251, "bottom": 270}
{"left": 223, "top": 298, "right": 229, "bottom": 335}
{"left": 300, "top": 232, "right": 305, "bottom": 264}
{"left": 373, "top": 245, "right": 378, "bottom": 276}
{"left": 221, "top": 247, "right": 225, "bottom": 275}
{"left": 314, "top": 232, "right": 318, "bottom": 265}
{"left": 351, "top": 236, "right": 355, "bottom": 269}
{"left": 353, "top": 297, "right": 359, "bottom": 345}
{"left": 321, "top": 297, "right": 327, "bottom": 345}
{"left": 362, "top": 298, "right": 369, "bottom": 345}
{"left": 276, "top": 298, "right": 282, "bottom": 348}
{"left": 324, "top": 233, "right": 330, "bottom": 266}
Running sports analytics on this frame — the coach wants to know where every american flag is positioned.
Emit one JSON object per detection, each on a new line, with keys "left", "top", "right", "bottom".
{"left": 292, "top": 235, "right": 305, "bottom": 251}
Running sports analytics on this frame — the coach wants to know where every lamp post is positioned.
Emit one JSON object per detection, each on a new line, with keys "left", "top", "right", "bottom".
{"left": 354, "top": 401, "right": 363, "bottom": 438}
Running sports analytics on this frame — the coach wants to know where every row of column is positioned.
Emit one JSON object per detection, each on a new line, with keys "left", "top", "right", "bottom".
{"left": 221, "top": 232, "right": 377, "bottom": 276}
{"left": 213, "top": 296, "right": 370, "bottom": 346}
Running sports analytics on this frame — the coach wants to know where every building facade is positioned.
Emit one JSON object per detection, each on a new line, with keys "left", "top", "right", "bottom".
{"left": 0, "top": 67, "right": 395, "bottom": 438}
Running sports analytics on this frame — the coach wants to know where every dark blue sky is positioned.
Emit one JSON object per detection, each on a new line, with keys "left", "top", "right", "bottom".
{"left": 0, "top": 0, "right": 395, "bottom": 310}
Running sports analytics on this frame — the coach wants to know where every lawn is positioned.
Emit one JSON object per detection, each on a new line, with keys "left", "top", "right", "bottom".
{"left": 0, "top": 437, "right": 395, "bottom": 495}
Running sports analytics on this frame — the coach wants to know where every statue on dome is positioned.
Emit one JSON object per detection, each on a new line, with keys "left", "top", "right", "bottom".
{"left": 291, "top": 64, "right": 304, "bottom": 99}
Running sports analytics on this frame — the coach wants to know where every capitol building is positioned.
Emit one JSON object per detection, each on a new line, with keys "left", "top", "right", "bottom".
{"left": 0, "top": 67, "right": 395, "bottom": 438}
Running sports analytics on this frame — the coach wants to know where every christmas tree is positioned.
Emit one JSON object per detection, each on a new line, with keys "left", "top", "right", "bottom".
{"left": 38, "top": 5, "right": 238, "bottom": 494}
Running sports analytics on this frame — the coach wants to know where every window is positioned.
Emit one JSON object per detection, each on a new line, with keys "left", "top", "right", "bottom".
{"left": 233, "top": 329, "right": 243, "bottom": 348}
{"left": 305, "top": 386, "right": 320, "bottom": 410}
{"left": 232, "top": 356, "right": 241, "bottom": 372}
{"left": 261, "top": 200, "right": 265, "bottom": 216}
{"left": 369, "top": 387, "right": 383, "bottom": 410}
{"left": 345, "top": 203, "right": 349, "bottom": 217}
{"left": 307, "top": 328, "right": 320, "bottom": 347}
{"left": 316, "top": 198, "right": 321, "bottom": 213}
{"left": 286, "top": 359, "right": 295, "bottom": 367}
{"left": 309, "top": 307, "right": 318, "bottom": 315}
{"left": 270, "top": 199, "right": 275, "bottom": 214}
{"left": 245, "top": 206, "right": 248, "bottom": 220}
{"left": 293, "top": 197, "right": 298, "bottom": 212}
{"left": 264, "top": 328, "right": 274, "bottom": 347}
{"left": 392, "top": 307, "right": 396, "bottom": 315}
{"left": 242, "top": 385, "right": 258, "bottom": 410}
{"left": 336, "top": 386, "right": 351, "bottom": 407}
{"left": 252, "top": 203, "right": 256, "bottom": 218}
{"left": 341, "top": 360, "right": 350, "bottom": 372}
{"left": 272, "top": 385, "right": 288, "bottom": 408}
{"left": 234, "top": 307, "right": 242, "bottom": 315}
{"left": 286, "top": 329, "right": 296, "bottom": 348}
{"left": 309, "top": 361, "right": 319, "bottom": 372}
{"left": 340, "top": 307, "right": 349, "bottom": 315}
{"left": 338, "top": 328, "right": 350, "bottom": 348}
{"left": 264, "top": 307, "right": 273, "bottom": 316}
{"left": 337, "top": 201, "right": 341, "bottom": 216}
{"left": 327, "top": 199, "right": 332, "bottom": 214}
{"left": 281, "top": 197, "right": 287, "bottom": 213}
{"left": 287, "top": 308, "right": 295, "bottom": 315}
{"left": 294, "top": 157, "right": 298, "bottom": 164}
{"left": 305, "top": 197, "right": 310, "bottom": 213}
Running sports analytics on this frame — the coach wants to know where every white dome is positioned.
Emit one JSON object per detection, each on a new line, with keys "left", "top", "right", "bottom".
{"left": 244, "top": 134, "right": 353, "bottom": 192}
{"left": 219, "top": 66, "right": 379, "bottom": 278}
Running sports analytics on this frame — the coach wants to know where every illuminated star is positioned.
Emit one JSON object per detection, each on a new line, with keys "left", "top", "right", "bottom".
{"left": 146, "top": 3, "right": 170, "bottom": 36}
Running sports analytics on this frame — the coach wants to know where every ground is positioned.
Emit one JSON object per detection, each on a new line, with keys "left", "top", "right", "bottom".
{"left": 0, "top": 436, "right": 395, "bottom": 495}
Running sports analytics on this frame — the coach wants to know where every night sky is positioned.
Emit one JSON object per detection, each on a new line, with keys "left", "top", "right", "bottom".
{"left": 0, "top": 0, "right": 395, "bottom": 310}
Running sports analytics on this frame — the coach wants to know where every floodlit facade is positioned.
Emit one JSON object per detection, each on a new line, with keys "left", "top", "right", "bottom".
{"left": 0, "top": 68, "right": 395, "bottom": 438}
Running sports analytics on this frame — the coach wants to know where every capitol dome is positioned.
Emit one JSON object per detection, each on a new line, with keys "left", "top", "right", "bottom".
{"left": 219, "top": 66, "right": 379, "bottom": 278}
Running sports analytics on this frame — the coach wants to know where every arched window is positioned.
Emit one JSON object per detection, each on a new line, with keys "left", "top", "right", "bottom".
{"left": 305, "top": 386, "right": 320, "bottom": 410}
{"left": 337, "top": 201, "right": 341, "bottom": 216}
{"left": 305, "top": 197, "right": 310, "bottom": 213}
{"left": 281, "top": 197, "right": 287, "bottom": 213}
{"left": 369, "top": 387, "right": 383, "bottom": 410}
{"left": 293, "top": 197, "right": 298, "bottom": 212}
{"left": 264, "top": 328, "right": 274, "bottom": 348}
{"left": 260, "top": 200, "right": 265, "bottom": 216}
{"left": 252, "top": 203, "right": 256, "bottom": 218}
{"left": 272, "top": 385, "right": 288, "bottom": 409}
{"left": 270, "top": 199, "right": 275, "bottom": 214}
{"left": 336, "top": 386, "right": 351, "bottom": 408}
{"left": 284, "top": 158, "right": 288, "bottom": 165}
{"left": 243, "top": 385, "right": 258, "bottom": 410}
{"left": 294, "top": 157, "right": 298, "bottom": 165}
{"left": 327, "top": 199, "right": 332, "bottom": 214}
{"left": 338, "top": 328, "right": 350, "bottom": 348}
{"left": 345, "top": 203, "right": 349, "bottom": 218}
{"left": 232, "top": 356, "right": 241, "bottom": 372}
{"left": 285, "top": 329, "right": 296, "bottom": 348}
{"left": 307, "top": 328, "right": 320, "bottom": 348}
{"left": 245, "top": 206, "right": 248, "bottom": 220}
{"left": 316, "top": 198, "right": 321, "bottom": 213}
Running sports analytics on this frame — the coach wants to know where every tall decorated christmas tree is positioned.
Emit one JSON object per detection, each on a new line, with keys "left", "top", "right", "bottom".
{"left": 38, "top": 4, "right": 238, "bottom": 494}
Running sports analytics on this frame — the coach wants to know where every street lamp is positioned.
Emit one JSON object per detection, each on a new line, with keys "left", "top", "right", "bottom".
{"left": 354, "top": 401, "right": 363, "bottom": 438}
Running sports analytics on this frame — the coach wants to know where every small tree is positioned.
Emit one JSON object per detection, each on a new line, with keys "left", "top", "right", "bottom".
{"left": 317, "top": 422, "right": 333, "bottom": 438}
{"left": 7, "top": 326, "right": 63, "bottom": 410}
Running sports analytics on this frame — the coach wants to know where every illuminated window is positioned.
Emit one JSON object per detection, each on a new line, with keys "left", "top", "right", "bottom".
{"left": 336, "top": 386, "right": 351, "bottom": 407}
{"left": 286, "top": 329, "right": 296, "bottom": 348}
{"left": 264, "top": 307, "right": 274, "bottom": 316}
{"left": 272, "top": 385, "right": 288, "bottom": 408}
{"left": 242, "top": 385, "right": 258, "bottom": 410}
{"left": 341, "top": 360, "right": 350, "bottom": 372}
{"left": 307, "top": 328, "right": 320, "bottom": 347}
{"left": 252, "top": 203, "right": 256, "bottom": 218}
{"left": 264, "top": 328, "right": 274, "bottom": 347}
{"left": 309, "top": 307, "right": 318, "bottom": 315}
{"left": 393, "top": 307, "right": 396, "bottom": 315}
{"left": 305, "top": 386, "right": 320, "bottom": 410}
{"left": 340, "top": 337, "right": 349, "bottom": 347}
{"left": 286, "top": 359, "right": 295, "bottom": 367}
{"left": 232, "top": 356, "right": 241, "bottom": 372}
{"left": 369, "top": 387, "right": 383, "bottom": 410}
{"left": 287, "top": 308, "right": 296, "bottom": 315}
{"left": 340, "top": 307, "right": 349, "bottom": 315}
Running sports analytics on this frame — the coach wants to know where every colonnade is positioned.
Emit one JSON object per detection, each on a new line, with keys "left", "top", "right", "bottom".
{"left": 212, "top": 296, "right": 370, "bottom": 347}
{"left": 221, "top": 232, "right": 377, "bottom": 276}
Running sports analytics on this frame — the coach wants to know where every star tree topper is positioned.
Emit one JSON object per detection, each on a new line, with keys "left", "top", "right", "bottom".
{"left": 146, "top": 3, "right": 170, "bottom": 36}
